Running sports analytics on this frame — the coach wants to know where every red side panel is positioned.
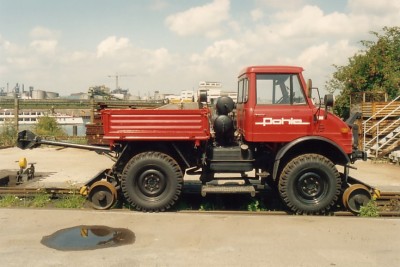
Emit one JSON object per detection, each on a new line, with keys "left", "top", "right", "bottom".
{"left": 101, "top": 108, "right": 210, "bottom": 141}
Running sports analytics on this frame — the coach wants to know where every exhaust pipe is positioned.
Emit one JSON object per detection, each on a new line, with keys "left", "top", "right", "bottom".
{"left": 17, "top": 130, "right": 111, "bottom": 152}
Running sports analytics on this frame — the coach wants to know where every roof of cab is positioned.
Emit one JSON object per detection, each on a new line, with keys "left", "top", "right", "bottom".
{"left": 238, "top": 66, "right": 304, "bottom": 77}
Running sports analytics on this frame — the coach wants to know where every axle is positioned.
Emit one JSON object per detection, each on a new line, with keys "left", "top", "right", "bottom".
{"left": 17, "top": 130, "right": 111, "bottom": 152}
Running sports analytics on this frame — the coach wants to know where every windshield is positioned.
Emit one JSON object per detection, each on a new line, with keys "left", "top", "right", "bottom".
{"left": 256, "top": 74, "right": 306, "bottom": 105}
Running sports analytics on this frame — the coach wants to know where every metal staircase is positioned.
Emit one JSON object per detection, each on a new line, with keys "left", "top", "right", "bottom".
{"left": 363, "top": 95, "right": 400, "bottom": 158}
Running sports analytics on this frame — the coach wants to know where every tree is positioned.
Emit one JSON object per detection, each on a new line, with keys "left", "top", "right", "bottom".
{"left": 0, "top": 120, "right": 17, "bottom": 146}
{"left": 326, "top": 26, "right": 400, "bottom": 119}
{"left": 33, "top": 116, "right": 66, "bottom": 137}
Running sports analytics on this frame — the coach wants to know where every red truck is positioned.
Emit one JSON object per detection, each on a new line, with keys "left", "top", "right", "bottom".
{"left": 17, "top": 66, "right": 374, "bottom": 214}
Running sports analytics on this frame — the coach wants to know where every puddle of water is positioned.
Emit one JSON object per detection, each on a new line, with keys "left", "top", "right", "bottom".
{"left": 41, "top": 225, "right": 135, "bottom": 251}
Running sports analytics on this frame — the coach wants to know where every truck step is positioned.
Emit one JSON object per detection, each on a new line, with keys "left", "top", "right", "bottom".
{"left": 201, "top": 184, "right": 256, "bottom": 197}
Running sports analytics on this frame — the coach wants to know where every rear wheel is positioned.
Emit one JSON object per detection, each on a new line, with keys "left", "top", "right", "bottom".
{"left": 278, "top": 154, "right": 341, "bottom": 214}
{"left": 121, "top": 152, "right": 183, "bottom": 212}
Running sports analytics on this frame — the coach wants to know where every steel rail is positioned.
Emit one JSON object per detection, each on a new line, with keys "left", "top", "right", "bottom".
{"left": 1, "top": 187, "right": 399, "bottom": 216}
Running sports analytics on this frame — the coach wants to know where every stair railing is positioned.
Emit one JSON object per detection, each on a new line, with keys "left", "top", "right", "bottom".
{"left": 363, "top": 94, "right": 400, "bottom": 154}
{"left": 376, "top": 130, "right": 400, "bottom": 156}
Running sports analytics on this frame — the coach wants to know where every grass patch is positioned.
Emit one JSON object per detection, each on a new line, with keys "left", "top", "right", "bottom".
{"left": 53, "top": 194, "right": 86, "bottom": 209}
{"left": 0, "top": 192, "right": 86, "bottom": 209}
{"left": 0, "top": 195, "right": 25, "bottom": 207}
{"left": 247, "top": 199, "right": 266, "bottom": 212}
{"left": 30, "top": 192, "right": 51, "bottom": 208}
{"left": 199, "top": 201, "right": 217, "bottom": 211}
{"left": 359, "top": 200, "right": 379, "bottom": 217}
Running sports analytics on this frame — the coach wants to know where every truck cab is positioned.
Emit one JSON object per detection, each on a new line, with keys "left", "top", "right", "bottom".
{"left": 236, "top": 66, "right": 365, "bottom": 165}
{"left": 236, "top": 66, "right": 314, "bottom": 143}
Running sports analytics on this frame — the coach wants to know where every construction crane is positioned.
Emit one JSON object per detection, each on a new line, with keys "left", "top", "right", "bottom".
{"left": 108, "top": 74, "right": 135, "bottom": 90}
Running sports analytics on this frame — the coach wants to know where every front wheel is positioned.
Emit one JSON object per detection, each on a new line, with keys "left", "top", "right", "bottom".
{"left": 121, "top": 152, "right": 183, "bottom": 212}
{"left": 278, "top": 154, "right": 341, "bottom": 214}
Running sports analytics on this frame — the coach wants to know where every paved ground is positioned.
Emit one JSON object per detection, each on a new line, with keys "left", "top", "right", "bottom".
{"left": 1, "top": 146, "right": 400, "bottom": 266}
{"left": 0, "top": 209, "right": 399, "bottom": 267}
{"left": 0, "top": 147, "right": 113, "bottom": 188}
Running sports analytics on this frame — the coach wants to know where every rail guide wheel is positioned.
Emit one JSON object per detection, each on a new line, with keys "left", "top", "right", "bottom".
{"left": 88, "top": 181, "right": 118, "bottom": 210}
{"left": 342, "top": 184, "right": 372, "bottom": 214}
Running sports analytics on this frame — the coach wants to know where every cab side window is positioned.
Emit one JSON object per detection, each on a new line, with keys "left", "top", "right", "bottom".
{"left": 237, "top": 78, "right": 249, "bottom": 104}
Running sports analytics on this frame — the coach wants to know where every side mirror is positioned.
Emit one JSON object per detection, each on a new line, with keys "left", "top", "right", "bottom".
{"left": 324, "top": 94, "right": 334, "bottom": 107}
{"left": 198, "top": 90, "right": 208, "bottom": 103}
{"left": 306, "top": 79, "right": 312, "bottom": 98}
{"left": 324, "top": 94, "right": 335, "bottom": 119}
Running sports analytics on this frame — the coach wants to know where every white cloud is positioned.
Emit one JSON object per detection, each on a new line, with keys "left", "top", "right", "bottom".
{"left": 60, "top": 51, "right": 92, "bottom": 64}
{"left": 149, "top": 0, "right": 168, "bottom": 11}
{"left": 346, "top": 0, "right": 400, "bottom": 35}
{"left": 96, "top": 36, "right": 130, "bottom": 58}
{"left": 250, "top": 9, "right": 264, "bottom": 22}
{"left": 296, "top": 43, "right": 330, "bottom": 66}
{"left": 0, "top": 35, "right": 12, "bottom": 51}
{"left": 144, "top": 47, "right": 174, "bottom": 73}
{"left": 271, "top": 6, "right": 352, "bottom": 38}
{"left": 255, "top": 0, "right": 305, "bottom": 10}
{"left": 3, "top": 1, "right": 400, "bottom": 96}
{"left": 185, "top": 1, "right": 400, "bottom": 92}
{"left": 348, "top": 0, "right": 400, "bottom": 15}
{"left": 191, "top": 39, "right": 246, "bottom": 64}
{"left": 165, "top": 0, "right": 230, "bottom": 38}
{"left": 30, "top": 39, "right": 58, "bottom": 54}
{"left": 30, "top": 26, "right": 59, "bottom": 39}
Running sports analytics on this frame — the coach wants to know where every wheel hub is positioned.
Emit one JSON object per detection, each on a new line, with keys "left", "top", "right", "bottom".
{"left": 138, "top": 169, "right": 166, "bottom": 197}
{"left": 96, "top": 191, "right": 106, "bottom": 201}
{"left": 144, "top": 175, "right": 161, "bottom": 192}
{"left": 300, "top": 176, "right": 320, "bottom": 196}
{"left": 297, "top": 172, "right": 326, "bottom": 202}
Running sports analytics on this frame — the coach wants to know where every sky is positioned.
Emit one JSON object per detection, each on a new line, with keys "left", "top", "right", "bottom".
{"left": 1, "top": 0, "right": 400, "bottom": 97}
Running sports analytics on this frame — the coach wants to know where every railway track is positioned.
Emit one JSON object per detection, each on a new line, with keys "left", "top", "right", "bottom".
{"left": 0, "top": 187, "right": 79, "bottom": 196}
{"left": 1, "top": 186, "right": 399, "bottom": 217}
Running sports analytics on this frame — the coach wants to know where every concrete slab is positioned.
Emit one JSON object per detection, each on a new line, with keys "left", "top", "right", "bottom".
{"left": 0, "top": 147, "right": 113, "bottom": 188}
{"left": 350, "top": 160, "right": 400, "bottom": 191}
{"left": 0, "top": 209, "right": 399, "bottom": 267}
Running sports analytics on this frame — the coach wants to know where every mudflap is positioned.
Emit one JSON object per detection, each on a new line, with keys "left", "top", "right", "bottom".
{"left": 79, "top": 169, "right": 112, "bottom": 196}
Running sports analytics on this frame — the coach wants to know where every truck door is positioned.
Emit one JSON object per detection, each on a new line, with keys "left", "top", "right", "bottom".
{"left": 252, "top": 73, "right": 313, "bottom": 142}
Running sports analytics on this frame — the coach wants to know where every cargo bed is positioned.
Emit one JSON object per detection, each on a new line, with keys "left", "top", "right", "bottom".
{"left": 101, "top": 108, "right": 210, "bottom": 141}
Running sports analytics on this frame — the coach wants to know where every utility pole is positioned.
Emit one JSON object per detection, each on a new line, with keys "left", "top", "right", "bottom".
{"left": 14, "top": 95, "right": 19, "bottom": 133}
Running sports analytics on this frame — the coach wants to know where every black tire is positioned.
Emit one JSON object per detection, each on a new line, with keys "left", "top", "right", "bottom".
{"left": 278, "top": 154, "right": 341, "bottom": 214}
{"left": 121, "top": 152, "right": 183, "bottom": 212}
